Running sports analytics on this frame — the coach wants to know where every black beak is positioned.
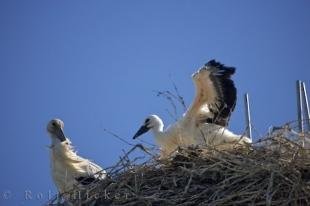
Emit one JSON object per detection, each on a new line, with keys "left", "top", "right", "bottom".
{"left": 56, "top": 128, "right": 66, "bottom": 142}
{"left": 133, "top": 125, "right": 150, "bottom": 139}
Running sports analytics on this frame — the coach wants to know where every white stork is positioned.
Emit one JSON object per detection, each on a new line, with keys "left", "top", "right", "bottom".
{"left": 46, "top": 119, "right": 106, "bottom": 195}
{"left": 133, "top": 60, "right": 251, "bottom": 158}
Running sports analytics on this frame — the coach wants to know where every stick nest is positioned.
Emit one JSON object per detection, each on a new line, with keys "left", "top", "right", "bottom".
{"left": 49, "top": 126, "right": 310, "bottom": 206}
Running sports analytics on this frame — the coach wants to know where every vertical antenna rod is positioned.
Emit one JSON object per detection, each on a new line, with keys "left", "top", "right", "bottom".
{"left": 296, "top": 80, "right": 304, "bottom": 133}
{"left": 302, "top": 82, "right": 310, "bottom": 131}
{"left": 244, "top": 93, "right": 253, "bottom": 141}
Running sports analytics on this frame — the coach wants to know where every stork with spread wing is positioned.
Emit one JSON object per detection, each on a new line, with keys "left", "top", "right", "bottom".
{"left": 133, "top": 60, "right": 251, "bottom": 158}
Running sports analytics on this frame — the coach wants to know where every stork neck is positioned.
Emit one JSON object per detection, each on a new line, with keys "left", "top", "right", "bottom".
{"left": 50, "top": 135, "right": 62, "bottom": 146}
{"left": 151, "top": 122, "right": 164, "bottom": 137}
{"left": 50, "top": 138, "right": 78, "bottom": 162}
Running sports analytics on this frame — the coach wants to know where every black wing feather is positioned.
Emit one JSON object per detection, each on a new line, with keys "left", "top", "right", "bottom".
{"left": 76, "top": 176, "right": 97, "bottom": 185}
{"left": 203, "top": 59, "right": 237, "bottom": 126}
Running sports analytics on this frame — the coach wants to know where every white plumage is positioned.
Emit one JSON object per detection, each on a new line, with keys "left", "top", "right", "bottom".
{"left": 133, "top": 60, "right": 251, "bottom": 158}
{"left": 46, "top": 119, "right": 106, "bottom": 195}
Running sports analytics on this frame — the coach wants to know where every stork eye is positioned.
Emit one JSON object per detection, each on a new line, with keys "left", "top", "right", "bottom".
{"left": 145, "top": 118, "right": 150, "bottom": 124}
{"left": 52, "top": 122, "right": 56, "bottom": 126}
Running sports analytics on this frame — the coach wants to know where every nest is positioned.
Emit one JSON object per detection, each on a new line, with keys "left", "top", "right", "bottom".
{"left": 47, "top": 124, "right": 310, "bottom": 206}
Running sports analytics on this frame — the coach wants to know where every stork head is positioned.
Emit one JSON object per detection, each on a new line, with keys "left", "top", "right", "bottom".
{"left": 47, "top": 119, "right": 66, "bottom": 142}
{"left": 133, "top": 115, "right": 163, "bottom": 139}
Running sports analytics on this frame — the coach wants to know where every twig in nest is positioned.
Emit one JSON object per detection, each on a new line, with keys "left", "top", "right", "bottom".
{"left": 169, "top": 76, "right": 187, "bottom": 112}
{"left": 154, "top": 79, "right": 187, "bottom": 121}
{"left": 184, "top": 171, "right": 193, "bottom": 194}
{"left": 155, "top": 90, "right": 178, "bottom": 121}
{"left": 266, "top": 171, "right": 275, "bottom": 206}
{"left": 103, "top": 128, "right": 134, "bottom": 146}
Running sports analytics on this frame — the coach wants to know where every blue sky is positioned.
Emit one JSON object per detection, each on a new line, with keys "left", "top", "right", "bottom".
{"left": 0, "top": 1, "right": 309, "bottom": 205}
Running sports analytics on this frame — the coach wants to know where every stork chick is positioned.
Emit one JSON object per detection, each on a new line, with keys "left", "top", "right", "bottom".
{"left": 133, "top": 60, "right": 251, "bottom": 158}
{"left": 47, "top": 119, "right": 106, "bottom": 195}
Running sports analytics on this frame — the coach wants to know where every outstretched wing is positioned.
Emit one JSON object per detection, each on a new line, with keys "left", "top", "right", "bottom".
{"left": 185, "top": 60, "right": 237, "bottom": 127}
